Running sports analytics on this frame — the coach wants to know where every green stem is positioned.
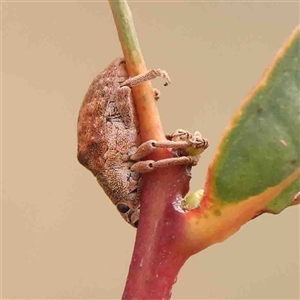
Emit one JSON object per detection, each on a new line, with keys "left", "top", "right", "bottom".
{"left": 109, "top": 0, "right": 165, "bottom": 143}
{"left": 109, "top": 0, "right": 143, "bottom": 70}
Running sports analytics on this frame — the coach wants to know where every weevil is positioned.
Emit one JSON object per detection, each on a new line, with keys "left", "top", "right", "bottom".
{"left": 77, "top": 58, "right": 208, "bottom": 227}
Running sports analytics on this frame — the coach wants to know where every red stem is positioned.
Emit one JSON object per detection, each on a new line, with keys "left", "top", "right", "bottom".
{"left": 122, "top": 165, "right": 193, "bottom": 299}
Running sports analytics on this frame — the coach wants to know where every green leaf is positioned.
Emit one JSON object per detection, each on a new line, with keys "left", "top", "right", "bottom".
{"left": 265, "top": 178, "right": 299, "bottom": 213}
{"left": 210, "top": 27, "right": 300, "bottom": 206}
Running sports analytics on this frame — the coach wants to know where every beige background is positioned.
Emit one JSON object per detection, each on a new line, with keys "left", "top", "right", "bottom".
{"left": 2, "top": 1, "right": 299, "bottom": 299}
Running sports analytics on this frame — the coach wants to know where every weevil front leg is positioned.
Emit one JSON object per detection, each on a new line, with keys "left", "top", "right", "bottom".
{"left": 116, "top": 67, "right": 169, "bottom": 128}
{"left": 121, "top": 69, "right": 171, "bottom": 87}
{"left": 117, "top": 61, "right": 170, "bottom": 92}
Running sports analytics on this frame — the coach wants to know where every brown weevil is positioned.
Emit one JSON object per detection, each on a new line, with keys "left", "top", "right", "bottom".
{"left": 77, "top": 58, "right": 208, "bottom": 227}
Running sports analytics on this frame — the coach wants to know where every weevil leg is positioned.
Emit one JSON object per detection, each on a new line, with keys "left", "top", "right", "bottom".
{"left": 130, "top": 140, "right": 190, "bottom": 161}
{"left": 121, "top": 69, "right": 171, "bottom": 87}
{"left": 131, "top": 156, "right": 199, "bottom": 173}
{"left": 130, "top": 130, "right": 208, "bottom": 161}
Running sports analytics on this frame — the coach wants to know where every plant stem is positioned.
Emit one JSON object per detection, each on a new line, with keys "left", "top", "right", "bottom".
{"left": 109, "top": 1, "right": 193, "bottom": 299}
{"left": 122, "top": 165, "right": 192, "bottom": 300}
{"left": 109, "top": 0, "right": 165, "bottom": 143}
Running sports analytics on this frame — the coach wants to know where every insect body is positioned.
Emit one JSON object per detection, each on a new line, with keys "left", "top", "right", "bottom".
{"left": 77, "top": 58, "right": 208, "bottom": 227}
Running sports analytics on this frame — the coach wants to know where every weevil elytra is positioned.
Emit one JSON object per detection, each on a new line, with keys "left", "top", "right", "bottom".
{"left": 77, "top": 58, "right": 208, "bottom": 227}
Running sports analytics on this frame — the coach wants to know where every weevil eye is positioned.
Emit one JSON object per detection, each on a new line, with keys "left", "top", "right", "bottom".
{"left": 133, "top": 220, "right": 139, "bottom": 228}
{"left": 116, "top": 203, "right": 130, "bottom": 213}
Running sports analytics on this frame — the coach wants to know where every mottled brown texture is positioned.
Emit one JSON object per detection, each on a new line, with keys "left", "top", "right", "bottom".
{"left": 77, "top": 58, "right": 141, "bottom": 227}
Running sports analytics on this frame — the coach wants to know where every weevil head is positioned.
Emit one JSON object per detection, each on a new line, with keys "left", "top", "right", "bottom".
{"left": 116, "top": 202, "right": 140, "bottom": 228}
